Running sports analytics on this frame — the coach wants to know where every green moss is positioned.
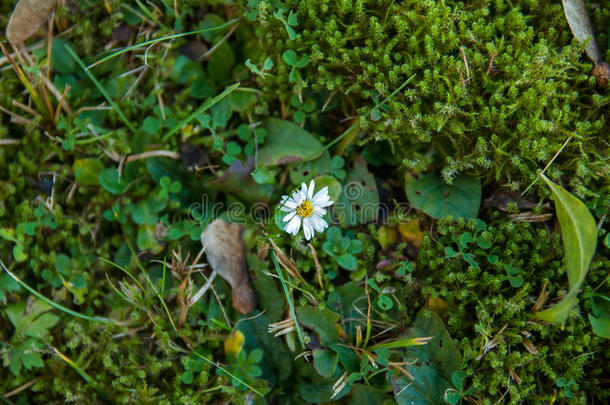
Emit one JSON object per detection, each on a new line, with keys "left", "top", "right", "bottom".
{"left": 254, "top": 0, "right": 610, "bottom": 197}
{"left": 417, "top": 217, "right": 610, "bottom": 403}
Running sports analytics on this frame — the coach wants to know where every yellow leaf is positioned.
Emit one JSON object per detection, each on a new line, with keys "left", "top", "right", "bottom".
{"left": 224, "top": 330, "right": 245, "bottom": 358}
{"left": 427, "top": 297, "right": 449, "bottom": 313}
{"left": 398, "top": 221, "right": 424, "bottom": 248}
{"left": 377, "top": 226, "right": 397, "bottom": 249}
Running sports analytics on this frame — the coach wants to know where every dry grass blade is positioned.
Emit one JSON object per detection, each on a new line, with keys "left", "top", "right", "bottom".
{"left": 6, "top": 0, "right": 58, "bottom": 44}
{"left": 268, "top": 237, "right": 306, "bottom": 283}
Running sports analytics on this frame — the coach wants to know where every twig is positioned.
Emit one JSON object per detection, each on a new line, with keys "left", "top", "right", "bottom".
{"left": 0, "top": 138, "right": 22, "bottom": 145}
{"left": 522, "top": 136, "right": 572, "bottom": 195}
{"left": 125, "top": 150, "right": 180, "bottom": 164}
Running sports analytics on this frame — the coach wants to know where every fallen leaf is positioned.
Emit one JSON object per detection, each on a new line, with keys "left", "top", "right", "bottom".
{"left": 201, "top": 219, "right": 257, "bottom": 314}
{"left": 561, "top": 0, "right": 602, "bottom": 63}
{"left": 482, "top": 190, "right": 540, "bottom": 212}
{"left": 398, "top": 221, "right": 424, "bottom": 248}
{"left": 377, "top": 225, "right": 397, "bottom": 250}
{"left": 6, "top": 0, "right": 58, "bottom": 44}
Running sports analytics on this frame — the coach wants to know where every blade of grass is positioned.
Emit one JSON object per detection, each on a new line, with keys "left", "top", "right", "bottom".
{"left": 367, "top": 336, "right": 433, "bottom": 350}
{"left": 191, "top": 350, "right": 264, "bottom": 397}
{"left": 0, "top": 42, "right": 50, "bottom": 120}
{"left": 64, "top": 45, "right": 137, "bottom": 133}
{"left": 272, "top": 252, "right": 306, "bottom": 350}
{"left": 99, "top": 256, "right": 147, "bottom": 295}
{"left": 52, "top": 347, "right": 109, "bottom": 400}
{"left": 1, "top": 260, "right": 111, "bottom": 323}
{"left": 124, "top": 239, "right": 177, "bottom": 332}
{"left": 161, "top": 82, "right": 240, "bottom": 141}
{"left": 89, "top": 19, "right": 240, "bottom": 68}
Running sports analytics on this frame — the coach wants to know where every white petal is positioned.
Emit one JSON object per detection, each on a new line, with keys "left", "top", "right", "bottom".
{"left": 301, "top": 182, "right": 308, "bottom": 199}
{"left": 280, "top": 195, "right": 298, "bottom": 211}
{"left": 283, "top": 211, "right": 297, "bottom": 222}
{"left": 294, "top": 189, "right": 305, "bottom": 205}
{"left": 313, "top": 206, "right": 326, "bottom": 216}
{"left": 303, "top": 218, "right": 313, "bottom": 240}
{"left": 310, "top": 215, "right": 328, "bottom": 232}
{"left": 312, "top": 187, "right": 328, "bottom": 202}
{"left": 307, "top": 179, "right": 315, "bottom": 200}
{"left": 317, "top": 198, "right": 334, "bottom": 207}
{"left": 285, "top": 215, "right": 301, "bottom": 235}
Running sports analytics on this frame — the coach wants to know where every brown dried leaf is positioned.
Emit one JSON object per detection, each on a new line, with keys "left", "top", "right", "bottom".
{"left": 562, "top": 0, "right": 602, "bottom": 63}
{"left": 6, "top": 0, "right": 58, "bottom": 44}
{"left": 200, "top": 219, "right": 257, "bottom": 314}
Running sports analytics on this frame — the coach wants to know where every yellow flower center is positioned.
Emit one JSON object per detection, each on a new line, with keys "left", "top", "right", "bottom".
{"left": 296, "top": 200, "right": 314, "bottom": 218}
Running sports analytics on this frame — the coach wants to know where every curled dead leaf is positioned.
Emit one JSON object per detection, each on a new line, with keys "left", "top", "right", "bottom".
{"left": 561, "top": 0, "right": 601, "bottom": 63}
{"left": 201, "top": 219, "right": 257, "bottom": 314}
{"left": 6, "top": 0, "right": 58, "bottom": 44}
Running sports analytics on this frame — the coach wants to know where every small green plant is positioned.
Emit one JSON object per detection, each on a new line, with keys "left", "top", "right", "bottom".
{"left": 2, "top": 299, "right": 59, "bottom": 376}
{"left": 322, "top": 227, "right": 363, "bottom": 271}
{"left": 556, "top": 377, "right": 576, "bottom": 399}
{"left": 444, "top": 370, "right": 476, "bottom": 404}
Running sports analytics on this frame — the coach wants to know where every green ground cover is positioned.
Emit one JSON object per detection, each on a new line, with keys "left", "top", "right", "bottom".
{"left": 0, "top": 0, "right": 608, "bottom": 403}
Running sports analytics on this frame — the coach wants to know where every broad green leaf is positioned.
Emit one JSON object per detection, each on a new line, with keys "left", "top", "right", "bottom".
{"left": 405, "top": 173, "right": 481, "bottom": 219}
{"left": 393, "top": 310, "right": 461, "bottom": 405}
{"left": 297, "top": 306, "right": 340, "bottom": 344}
{"left": 588, "top": 294, "right": 610, "bottom": 338}
{"left": 236, "top": 312, "right": 293, "bottom": 384}
{"left": 536, "top": 175, "right": 597, "bottom": 323}
{"left": 73, "top": 158, "right": 104, "bottom": 186}
{"left": 313, "top": 348, "right": 338, "bottom": 377}
{"left": 258, "top": 118, "right": 324, "bottom": 166}
{"left": 51, "top": 39, "right": 76, "bottom": 74}
{"left": 288, "top": 150, "right": 332, "bottom": 184}
{"left": 335, "top": 156, "right": 379, "bottom": 226}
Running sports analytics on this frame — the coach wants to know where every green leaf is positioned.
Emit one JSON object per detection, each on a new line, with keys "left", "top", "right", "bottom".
{"left": 182, "top": 371, "right": 194, "bottom": 384}
{"left": 405, "top": 173, "right": 481, "bottom": 219}
{"left": 99, "top": 168, "right": 126, "bottom": 194}
{"left": 536, "top": 175, "right": 597, "bottom": 323}
{"left": 313, "top": 349, "right": 338, "bottom": 377}
{"left": 288, "top": 150, "right": 332, "bottom": 184}
{"left": 21, "top": 351, "right": 43, "bottom": 370}
{"left": 51, "top": 39, "right": 76, "bottom": 74}
{"left": 297, "top": 306, "right": 340, "bottom": 344}
{"left": 393, "top": 310, "right": 461, "bottom": 405}
{"left": 136, "top": 225, "right": 163, "bottom": 254}
{"left": 13, "top": 244, "right": 28, "bottom": 262}
{"left": 335, "top": 156, "right": 379, "bottom": 226}
{"left": 73, "top": 158, "right": 104, "bottom": 186}
{"left": 337, "top": 253, "right": 358, "bottom": 271}
{"left": 258, "top": 118, "right": 324, "bottom": 166}
{"left": 132, "top": 197, "right": 166, "bottom": 225}
{"left": 251, "top": 166, "right": 277, "bottom": 185}
{"left": 588, "top": 294, "right": 610, "bottom": 338}
{"left": 55, "top": 254, "right": 71, "bottom": 276}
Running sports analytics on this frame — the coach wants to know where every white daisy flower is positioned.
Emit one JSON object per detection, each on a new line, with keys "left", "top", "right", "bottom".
{"left": 279, "top": 179, "right": 334, "bottom": 240}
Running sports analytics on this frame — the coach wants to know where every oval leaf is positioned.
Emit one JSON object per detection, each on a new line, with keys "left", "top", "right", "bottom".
{"left": 561, "top": 0, "right": 601, "bottom": 63}
{"left": 258, "top": 118, "right": 324, "bottom": 166}
{"left": 536, "top": 175, "right": 597, "bottom": 323}
{"left": 405, "top": 173, "right": 481, "bottom": 219}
